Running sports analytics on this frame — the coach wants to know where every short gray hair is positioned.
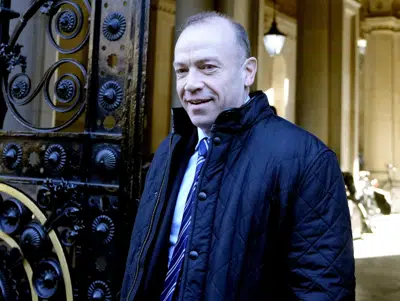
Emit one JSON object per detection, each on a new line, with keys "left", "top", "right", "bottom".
{"left": 179, "top": 11, "right": 251, "bottom": 59}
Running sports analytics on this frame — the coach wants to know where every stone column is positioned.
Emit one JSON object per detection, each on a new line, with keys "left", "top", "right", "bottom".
{"left": 343, "top": 0, "right": 361, "bottom": 173}
{"left": 296, "top": 0, "right": 360, "bottom": 171}
{"left": 170, "top": 0, "right": 215, "bottom": 108}
{"left": 394, "top": 30, "right": 400, "bottom": 170}
{"left": 148, "top": 0, "right": 176, "bottom": 152}
{"left": 362, "top": 17, "right": 400, "bottom": 178}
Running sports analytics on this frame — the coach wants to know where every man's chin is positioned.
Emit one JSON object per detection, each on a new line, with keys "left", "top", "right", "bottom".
{"left": 188, "top": 116, "right": 214, "bottom": 131}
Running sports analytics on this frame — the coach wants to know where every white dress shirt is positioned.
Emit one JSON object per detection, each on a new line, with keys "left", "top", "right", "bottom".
{"left": 168, "top": 95, "right": 251, "bottom": 264}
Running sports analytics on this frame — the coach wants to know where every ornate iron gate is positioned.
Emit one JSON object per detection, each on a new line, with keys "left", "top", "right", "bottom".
{"left": 0, "top": 0, "right": 150, "bottom": 300}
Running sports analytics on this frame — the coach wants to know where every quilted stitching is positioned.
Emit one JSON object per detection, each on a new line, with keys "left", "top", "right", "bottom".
{"left": 120, "top": 92, "right": 355, "bottom": 301}
{"left": 199, "top": 147, "right": 354, "bottom": 300}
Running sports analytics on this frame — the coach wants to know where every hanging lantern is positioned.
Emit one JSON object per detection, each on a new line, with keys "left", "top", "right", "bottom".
{"left": 263, "top": 0, "right": 286, "bottom": 56}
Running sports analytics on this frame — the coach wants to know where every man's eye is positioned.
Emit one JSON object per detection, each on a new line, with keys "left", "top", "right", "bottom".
{"left": 176, "top": 68, "right": 188, "bottom": 75}
{"left": 200, "top": 64, "right": 216, "bottom": 71}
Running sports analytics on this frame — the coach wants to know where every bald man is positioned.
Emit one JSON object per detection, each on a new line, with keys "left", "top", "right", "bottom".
{"left": 120, "top": 12, "right": 355, "bottom": 301}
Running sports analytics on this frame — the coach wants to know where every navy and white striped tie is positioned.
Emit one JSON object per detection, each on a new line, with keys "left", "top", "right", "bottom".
{"left": 160, "top": 137, "right": 209, "bottom": 301}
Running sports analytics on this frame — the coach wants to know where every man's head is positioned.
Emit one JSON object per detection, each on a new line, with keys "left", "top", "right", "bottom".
{"left": 174, "top": 12, "right": 257, "bottom": 134}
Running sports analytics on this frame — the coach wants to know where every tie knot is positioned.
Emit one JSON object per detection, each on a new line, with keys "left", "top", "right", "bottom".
{"left": 198, "top": 138, "right": 209, "bottom": 158}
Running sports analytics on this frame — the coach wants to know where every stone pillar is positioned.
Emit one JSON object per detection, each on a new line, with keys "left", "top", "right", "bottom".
{"left": 362, "top": 17, "right": 400, "bottom": 178}
{"left": 296, "top": 0, "right": 360, "bottom": 171}
{"left": 343, "top": 0, "right": 361, "bottom": 173}
{"left": 395, "top": 30, "right": 400, "bottom": 170}
{"left": 148, "top": 0, "right": 176, "bottom": 152}
{"left": 171, "top": 0, "right": 215, "bottom": 108}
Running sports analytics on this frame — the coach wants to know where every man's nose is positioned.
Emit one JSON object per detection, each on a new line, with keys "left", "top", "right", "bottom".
{"left": 184, "top": 70, "right": 203, "bottom": 92}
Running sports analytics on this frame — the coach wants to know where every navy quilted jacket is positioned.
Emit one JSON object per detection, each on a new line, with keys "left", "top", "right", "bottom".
{"left": 121, "top": 91, "right": 355, "bottom": 301}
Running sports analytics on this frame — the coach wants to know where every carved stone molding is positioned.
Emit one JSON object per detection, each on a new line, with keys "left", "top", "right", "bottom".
{"left": 345, "top": 0, "right": 362, "bottom": 15}
{"left": 362, "top": 16, "right": 400, "bottom": 32}
{"left": 151, "top": 0, "right": 176, "bottom": 15}
{"left": 264, "top": 0, "right": 296, "bottom": 20}
{"left": 363, "top": 0, "right": 400, "bottom": 18}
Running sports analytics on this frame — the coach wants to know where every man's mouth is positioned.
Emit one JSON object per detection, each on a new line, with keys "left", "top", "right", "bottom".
{"left": 187, "top": 99, "right": 212, "bottom": 105}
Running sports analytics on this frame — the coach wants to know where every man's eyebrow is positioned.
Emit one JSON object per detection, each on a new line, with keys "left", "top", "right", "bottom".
{"left": 196, "top": 57, "right": 221, "bottom": 64}
{"left": 173, "top": 61, "right": 185, "bottom": 68}
{"left": 173, "top": 57, "right": 221, "bottom": 67}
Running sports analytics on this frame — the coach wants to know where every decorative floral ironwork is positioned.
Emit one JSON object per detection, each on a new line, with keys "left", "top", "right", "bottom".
{"left": 3, "top": 59, "right": 87, "bottom": 132}
{"left": 99, "top": 81, "right": 123, "bottom": 111}
{"left": 32, "top": 259, "right": 62, "bottom": 298}
{"left": 40, "top": 1, "right": 55, "bottom": 15}
{"left": 0, "top": 246, "right": 28, "bottom": 301}
{"left": 0, "top": 198, "right": 29, "bottom": 235}
{"left": 103, "top": 12, "right": 126, "bottom": 41}
{"left": 10, "top": 74, "right": 30, "bottom": 100}
{"left": 44, "top": 144, "right": 67, "bottom": 174}
{"left": 46, "top": 0, "right": 90, "bottom": 54}
{"left": 92, "top": 215, "right": 115, "bottom": 244}
{"left": 95, "top": 148, "right": 118, "bottom": 172}
{"left": 2, "top": 143, "right": 23, "bottom": 171}
{"left": 44, "top": 63, "right": 83, "bottom": 113}
{"left": 60, "top": 227, "right": 80, "bottom": 247}
{"left": 55, "top": 78, "right": 76, "bottom": 103}
{"left": 20, "top": 222, "right": 48, "bottom": 254}
{"left": 8, "top": 73, "right": 32, "bottom": 106}
{"left": 0, "top": 43, "right": 27, "bottom": 73}
{"left": 88, "top": 280, "right": 112, "bottom": 301}
{"left": 0, "top": 0, "right": 91, "bottom": 132}
{"left": 56, "top": 9, "right": 77, "bottom": 34}
{"left": 0, "top": 182, "right": 82, "bottom": 300}
{"left": 0, "top": 0, "right": 148, "bottom": 299}
{"left": 36, "top": 187, "right": 52, "bottom": 210}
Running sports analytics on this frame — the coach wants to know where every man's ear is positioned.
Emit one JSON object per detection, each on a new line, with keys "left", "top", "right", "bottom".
{"left": 243, "top": 57, "right": 257, "bottom": 88}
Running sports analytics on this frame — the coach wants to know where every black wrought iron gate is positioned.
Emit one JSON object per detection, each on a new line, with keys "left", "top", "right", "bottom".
{"left": 0, "top": 0, "right": 150, "bottom": 300}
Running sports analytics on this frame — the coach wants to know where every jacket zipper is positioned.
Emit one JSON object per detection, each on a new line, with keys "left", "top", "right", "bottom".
{"left": 126, "top": 134, "right": 174, "bottom": 300}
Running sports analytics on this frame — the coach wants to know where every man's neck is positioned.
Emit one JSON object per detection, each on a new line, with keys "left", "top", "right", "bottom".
{"left": 198, "top": 127, "right": 210, "bottom": 141}
{"left": 196, "top": 94, "right": 251, "bottom": 140}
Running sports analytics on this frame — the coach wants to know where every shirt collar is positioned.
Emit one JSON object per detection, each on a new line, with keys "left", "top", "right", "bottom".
{"left": 195, "top": 95, "right": 251, "bottom": 150}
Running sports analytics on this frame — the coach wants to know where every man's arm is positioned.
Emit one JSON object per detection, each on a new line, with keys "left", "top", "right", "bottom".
{"left": 287, "top": 150, "right": 355, "bottom": 300}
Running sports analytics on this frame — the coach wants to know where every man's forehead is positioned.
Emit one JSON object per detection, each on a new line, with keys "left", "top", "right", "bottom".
{"left": 174, "top": 20, "right": 236, "bottom": 62}
{"left": 175, "top": 41, "right": 223, "bottom": 58}
{"left": 179, "top": 17, "right": 234, "bottom": 39}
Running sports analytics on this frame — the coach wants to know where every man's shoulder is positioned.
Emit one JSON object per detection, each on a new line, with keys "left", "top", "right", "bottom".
{"left": 253, "top": 115, "right": 332, "bottom": 162}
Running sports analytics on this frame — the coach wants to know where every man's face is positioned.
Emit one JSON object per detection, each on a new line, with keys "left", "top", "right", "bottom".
{"left": 173, "top": 19, "right": 256, "bottom": 133}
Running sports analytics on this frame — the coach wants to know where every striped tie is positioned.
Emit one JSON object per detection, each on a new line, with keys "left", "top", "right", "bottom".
{"left": 160, "top": 138, "right": 209, "bottom": 301}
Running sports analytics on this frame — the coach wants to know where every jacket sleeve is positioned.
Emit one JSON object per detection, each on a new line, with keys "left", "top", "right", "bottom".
{"left": 287, "top": 150, "right": 355, "bottom": 300}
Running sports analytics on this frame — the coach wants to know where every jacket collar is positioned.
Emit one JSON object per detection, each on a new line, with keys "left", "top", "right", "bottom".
{"left": 171, "top": 91, "right": 273, "bottom": 137}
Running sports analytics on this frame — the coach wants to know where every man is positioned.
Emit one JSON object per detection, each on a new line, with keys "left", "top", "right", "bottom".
{"left": 270, "top": 105, "right": 277, "bottom": 116}
{"left": 120, "top": 12, "right": 355, "bottom": 301}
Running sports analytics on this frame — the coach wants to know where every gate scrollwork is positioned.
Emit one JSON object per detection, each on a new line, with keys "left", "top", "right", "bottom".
{"left": 0, "top": 0, "right": 91, "bottom": 132}
{"left": 0, "top": 0, "right": 150, "bottom": 300}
